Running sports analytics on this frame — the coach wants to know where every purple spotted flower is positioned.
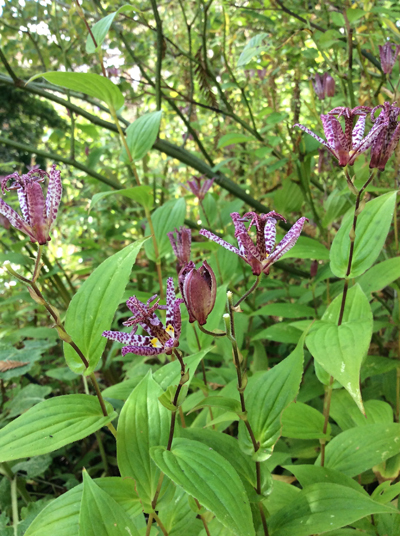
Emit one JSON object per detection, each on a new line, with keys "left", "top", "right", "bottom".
{"left": 0, "top": 165, "right": 62, "bottom": 245}
{"left": 167, "top": 227, "right": 191, "bottom": 272}
{"left": 186, "top": 175, "right": 214, "bottom": 200}
{"left": 295, "top": 106, "right": 387, "bottom": 167}
{"left": 313, "top": 73, "right": 335, "bottom": 100}
{"left": 369, "top": 102, "right": 400, "bottom": 171}
{"left": 200, "top": 212, "right": 308, "bottom": 276}
{"left": 379, "top": 43, "right": 400, "bottom": 75}
{"left": 179, "top": 260, "right": 216, "bottom": 325}
{"left": 102, "top": 278, "right": 183, "bottom": 357}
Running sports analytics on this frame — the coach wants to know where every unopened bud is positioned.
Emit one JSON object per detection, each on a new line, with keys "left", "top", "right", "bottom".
{"left": 179, "top": 261, "right": 216, "bottom": 325}
{"left": 180, "top": 370, "right": 190, "bottom": 385}
{"left": 349, "top": 227, "right": 356, "bottom": 242}
{"left": 310, "top": 260, "right": 318, "bottom": 278}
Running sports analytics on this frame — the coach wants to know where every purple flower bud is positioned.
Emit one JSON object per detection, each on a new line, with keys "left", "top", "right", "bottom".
{"left": 310, "top": 260, "right": 318, "bottom": 278}
{"left": 313, "top": 74, "right": 326, "bottom": 100}
{"left": 85, "top": 145, "right": 90, "bottom": 157}
{"left": 0, "top": 165, "right": 62, "bottom": 245}
{"left": 185, "top": 175, "right": 214, "bottom": 200}
{"left": 379, "top": 43, "right": 400, "bottom": 75}
{"left": 179, "top": 261, "right": 216, "bottom": 325}
{"left": 369, "top": 102, "right": 400, "bottom": 171}
{"left": 324, "top": 73, "right": 335, "bottom": 97}
{"left": 167, "top": 227, "right": 191, "bottom": 272}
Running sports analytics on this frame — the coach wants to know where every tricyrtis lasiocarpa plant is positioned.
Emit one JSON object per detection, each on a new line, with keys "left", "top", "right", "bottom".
{"left": 296, "top": 102, "right": 400, "bottom": 464}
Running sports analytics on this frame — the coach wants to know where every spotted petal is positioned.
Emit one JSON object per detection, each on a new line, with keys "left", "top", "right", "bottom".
{"left": 295, "top": 123, "right": 330, "bottom": 150}
{"left": 264, "top": 217, "right": 278, "bottom": 256}
{"left": 46, "top": 164, "right": 62, "bottom": 230}
{"left": 0, "top": 198, "right": 35, "bottom": 240}
{"left": 199, "top": 229, "right": 241, "bottom": 256}
{"left": 352, "top": 115, "right": 367, "bottom": 149}
{"left": 121, "top": 345, "right": 164, "bottom": 357}
{"left": 267, "top": 217, "right": 308, "bottom": 265}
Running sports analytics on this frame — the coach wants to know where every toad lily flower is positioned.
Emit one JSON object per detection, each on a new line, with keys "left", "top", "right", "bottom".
{"left": 313, "top": 72, "right": 335, "bottom": 100}
{"left": 295, "top": 107, "right": 386, "bottom": 167}
{"left": 102, "top": 278, "right": 183, "bottom": 356}
{"left": 379, "top": 43, "right": 400, "bottom": 74}
{"left": 167, "top": 227, "right": 192, "bottom": 272}
{"left": 186, "top": 175, "right": 214, "bottom": 200}
{"left": 369, "top": 102, "right": 400, "bottom": 171}
{"left": 0, "top": 165, "right": 62, "bottom": 245}
{"left": 200, "top": 212, "right": 308, "bottom": 276}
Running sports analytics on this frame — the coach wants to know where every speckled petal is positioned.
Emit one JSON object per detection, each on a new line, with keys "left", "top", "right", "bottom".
{"left": 267, "top": 217, "right": 308, "bottom": 265}
{"left": 121, "top": 345, "right": 164, "bottom": 357}
{"left": 295, "top": 123, "right": 331, "bottom": 150}
{"left": 264, "top": 217, "right": 278, "bottom": 256}
{"left": 102, "top": 331, "right": 148, "bottom": 345}
{"left": 46, "top": 164, "right": 62, "bottom": 230}
{"left": 199, "top": 229, "right": 241, "bottom": 256}
{"left": 351, "top": 115, "right": 367, "bottom": 148}
{"left": 0, "top": 198, "right": 35, "bottom": 240}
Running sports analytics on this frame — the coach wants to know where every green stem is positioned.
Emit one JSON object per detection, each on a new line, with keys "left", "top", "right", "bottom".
{"left": 11, "top": 478, "right": 19, "bottom": 536}
{"left": 234, "top": 276, "right": 261, "bottom": 308}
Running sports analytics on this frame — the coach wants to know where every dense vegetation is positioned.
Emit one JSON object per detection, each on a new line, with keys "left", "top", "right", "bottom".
{"left": 1, "top": 1, "right": 400, "bottom": 535}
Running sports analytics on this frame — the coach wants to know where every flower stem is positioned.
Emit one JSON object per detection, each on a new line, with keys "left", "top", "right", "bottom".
{"left": 32, "top": 243, "right": 42, "bottom": 282}
{"left": 234, "top": 275, "right": 261, "bottom": 308}
{"left": 198, "top": 324, "right": 226, "bottom": 337}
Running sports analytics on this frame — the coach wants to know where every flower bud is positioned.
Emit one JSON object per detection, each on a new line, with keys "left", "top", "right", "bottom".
{"left": 379, "top": 43, "right": 400, "bottom": 75}
{"left": 324, "top": 73, "right": 335, "bottom": 97}
{"left": 167, "top": 227, "right": 191, "bottom": 272}
{"left": 179, "top": 261, "right": 216, "bottom": 325}
{"left": 310, "top": 260, "right": 318, "bottom": 278}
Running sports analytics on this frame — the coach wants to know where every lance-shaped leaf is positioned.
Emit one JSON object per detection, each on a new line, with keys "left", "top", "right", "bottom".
{"left": 27, "top": 72, "right": 124, "bottom": 110}
{"left": 306, "top": 284, "right": 372, "bottom": 414}
{"left": 0, "top": 395, "right": 116, "bottom": 462}
{"left": 238, "top": 334, "right": 305, "bottom": 461}
{"left": 86, "top": 5, "right": 136, "bottom": 53}
{"left": 123, "top": 111, "right": 162, "bottom": 162}
{"left": 79, "top": 471, "right": 141, "bottom": 536}
{"left": 64, "top": 239, "right": 147, "bottom": 375}
{"left": 330, "top": 191, "right": 397, "bottom": 278}
{"left": 90, "top": 186, "right": 154, "bottom": 213}
{"left": 117, "top": 372, "right": 170, "bottom": 508}
{"left": 150, "top": 438, "right": 255, "bottom": 536}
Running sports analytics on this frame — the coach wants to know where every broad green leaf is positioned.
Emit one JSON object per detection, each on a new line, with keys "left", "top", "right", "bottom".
{"left": 330, "top": 390, "right": 394, "bottom": 430}
{"left": 150, "top": 438, "right": 255, "bottom": 536}
{"left": 330, "top": 191, "right": 397, "bottom": 278}
{"left": 361, "top": 355, "right": 399, "bottom": 382}
{"left": 64, "top": 239, "right": 146, "bottom": 375}
{"left": 187, "top": 396, "right": 242, "bottom": 415}
{"left": 158, "top": 487, "right": 202, "bottom": 536}
{"left": 284, "top": 465, "right": 367, "bottom": 496}
{"left": 144, "top": 198, "right": 186, "bottom": 262}
{"left": 346, "top": 8, "right": 366, "bottom": 23}
{"left": 8, "top": 384, "right": 52, "bottom": 418}
{"left": 316, "top": 423, "right": 400, "bottom": 476}
{"left": 79, "top": 471, "right": 140, "bottom": 536}
{"left": 90, "top": 186, "right": 154, "bottom": 212}
{"left": 86, "top": 5, "right": 135, "bottom": 53}
{"left": 27, "top": 72, "right": 124, "bottom": 110}
{"left": 280, "top": 236, "right": 330, "bottom": 261}
{"left": 117, "top": 372, "right": 170, "bottom": 507}
{"left": 274, "top": 180, "right": 304, "bottom": 214}
{"left": 0, "top": 340, "right": 54, "bottom": 380}
{"left": 0, "top": 395, "right": 116, "bottom": 462}
{"left": 237, "top": 33, "right": 269, "bottom": 66}
{"left": 252, "top": 323, "right": 301, "bottom": 344}
{"left": 154, "top": 348, "right": 211, "bottom": 389}
{"left": 322, "top": 188, "right": 352, "bottom": 229}
{"left": 124, "top": 111, "right": 162, "bottom": 162}
{"left": 281, "top": 402, "right": 330, "bottom": 440}
{"left": 306, "top": 284, "right": 372, "bottom": 413}
{"left": 268, "top": 483, "right": 394, "bottom": 536}
{"left": 25, "top": 477, "right": 142, "bottom": 536}
{"left": 252, "top": 303, "right": 315, "bottom": 319}
{"left": 217, "top": 133, "right": 256, "bottom": 148}
{"left": 238, "top": 335, "right": 304, "bottom": 460}
{"left": 265, "top": 480, "right": 301, "bottom": 516}
{"left": 357, "top": 257, "right": 400, "bottom": 296}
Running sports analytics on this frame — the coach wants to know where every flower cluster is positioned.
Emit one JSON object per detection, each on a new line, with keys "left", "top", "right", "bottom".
{"left": 0, "top": 165, "right": 62, "bottom": 245}
{"left": 102, "top": 278, "right": 183, "bottom": 356}
{"left": 295, "top": 102, "right": 400, "bottom": 170}
{"left": 200, "top": 212, "right": 308, "bottom": 276}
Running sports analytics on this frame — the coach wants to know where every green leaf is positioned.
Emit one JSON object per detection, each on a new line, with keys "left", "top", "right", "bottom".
{"left": 346, "top": 8, "right": 366, "bottom": 23}
{"left": 124, "top": 111, "right": 162, "bottom": 162}
{"left": 237, "top": 33, "right": 269, "bottom": 66}
{"left": 252, "top": 303, "right": 315, "bottom": 319}
{"left": 306, "top": 284, "right": 373, "bottom": 413}
{"left": 330, "top": 191, "right": 397, "bottom": 278}
{"left": 117, "top": 372, "right": 170, "bottom": 507}
{"left": 150, "top": 438, "right": 255, "bottom": 536}
{"left": 64, "top": 239, "right": 146, "bottom": 375}
{"left": 144, "top": 198, "right": 186, "bottom": 262}
{"left": 0, "top": 395, "right": 116, "bottom": 462}
{"left": 27, "top": 72, "right": 124, "bottom": 110}
{"left": 357, "top": 257, "right": 400, "bottom": 296}
{"left": 86, "top": 5, "right": 135, "bottom": 53}
{"left": 90, "top": 186, "right": 154, "bottom": 212}
{"left": 322, "top": 188, "right": 352, "bottom": 229}
{"left": 8, "top": 384, "right": 52, "bottom": 418}
{"left": 284, "top": 465, "right": 367, "bottom": 496}
{"left": 268, "top": 483, "right": 395, "bottom": 536}
{"left": 158, "top": 488, "right": 201, "bottom": 535}
{"left": 217, "top": 133, "right": 256, "bottom": 148}
{"left": 79, "top": 471, "right": 140, "bottom": 536}
{"left": 281, "top": 402, "right": 330, "bottom": 440}
{"left": 331, "top": 390, "right": 394, "bottom": 430}
{"left": 25, "top": 477, "right": 142, "bottom": 536}
{"left": 239, "top": 335, "right": 304, "bottom": 460}
{"left": 252, "top": 323, "right": 301, "bottom": 344}
{"left": 316, "top": 423, "right": 400, "bottom": 476}
{"left": 280, "top": 236, "right": 330, "bottom": 261}
{"left": 188, "top": 396, "right": 242, "bottom": 415}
